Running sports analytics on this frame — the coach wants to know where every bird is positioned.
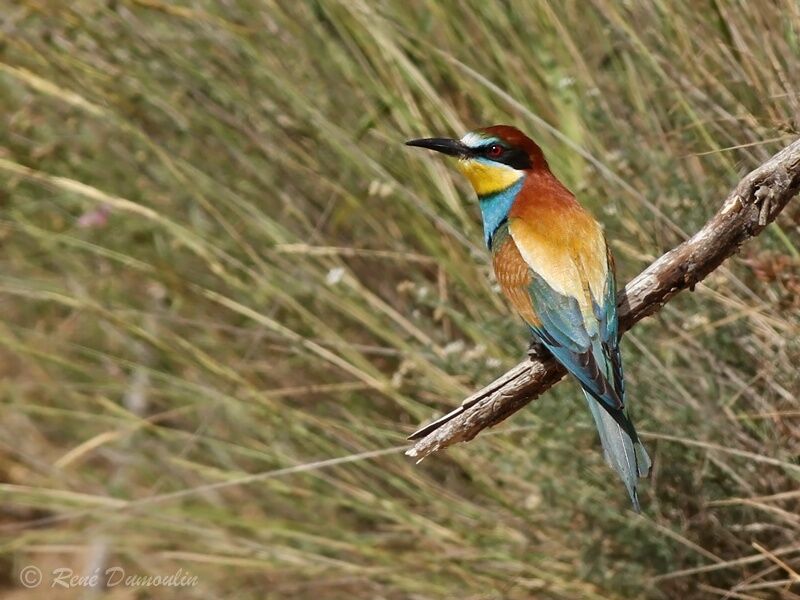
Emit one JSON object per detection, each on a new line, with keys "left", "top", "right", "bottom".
{"left": 406, "top": 125, "right": 651, "bottom": 511}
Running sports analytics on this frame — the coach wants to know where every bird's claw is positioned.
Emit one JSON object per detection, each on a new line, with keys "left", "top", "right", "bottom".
{"left": 527, "top": 338, "right": 551, "bottom": 360}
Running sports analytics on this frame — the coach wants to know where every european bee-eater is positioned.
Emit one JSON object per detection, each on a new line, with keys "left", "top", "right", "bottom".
{"left": 406, "top": 125, "right": 651, "bottom": 511}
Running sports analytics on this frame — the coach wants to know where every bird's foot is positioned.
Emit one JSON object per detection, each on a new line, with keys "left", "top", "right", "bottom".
{"left": 527, "top": 338, "right": 551, "bottom": 361}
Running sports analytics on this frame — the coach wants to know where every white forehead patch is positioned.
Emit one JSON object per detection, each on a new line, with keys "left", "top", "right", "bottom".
{"left": 461, "top": 132, "right": 494, "bottom": 149}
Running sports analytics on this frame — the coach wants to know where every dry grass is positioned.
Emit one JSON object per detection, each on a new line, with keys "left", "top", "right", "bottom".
{"left": 0, "top": 1, "right": 799, "bottom": 598}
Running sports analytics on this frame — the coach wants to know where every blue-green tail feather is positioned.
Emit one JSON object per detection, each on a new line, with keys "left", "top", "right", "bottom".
{"left": 584, "top": 392, "right": 651, "bottom": 512}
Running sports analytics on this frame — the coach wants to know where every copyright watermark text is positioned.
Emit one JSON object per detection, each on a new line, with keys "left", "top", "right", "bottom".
{"left": 19, "top": 565, "right": 198, "bottom": 589}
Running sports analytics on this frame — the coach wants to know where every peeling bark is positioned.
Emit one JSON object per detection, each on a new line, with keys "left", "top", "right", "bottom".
{"left": 407, "top": 139, "right": 800, "bottom": 460}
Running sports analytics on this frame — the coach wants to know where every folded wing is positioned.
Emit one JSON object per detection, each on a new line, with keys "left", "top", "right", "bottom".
{"left": 496, "top": 213, "right": 650, "bottom": 509}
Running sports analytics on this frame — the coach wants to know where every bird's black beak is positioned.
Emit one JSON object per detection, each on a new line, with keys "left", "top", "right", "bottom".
{"left": 405, "top": 137, "right": 470, "bottom": 158}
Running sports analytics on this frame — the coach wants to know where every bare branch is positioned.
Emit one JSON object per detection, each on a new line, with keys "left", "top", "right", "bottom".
{"left": 407, "top": 138, "right": 800, "bottom": 460}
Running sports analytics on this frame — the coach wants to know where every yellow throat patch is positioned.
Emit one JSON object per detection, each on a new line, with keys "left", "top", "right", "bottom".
{"left": 456, "top": 159, "right": 523, "bottom": 196}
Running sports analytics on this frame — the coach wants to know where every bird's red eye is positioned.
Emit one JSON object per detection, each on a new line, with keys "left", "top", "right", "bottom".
{"left": 487, "top": 144, "right": 503, "bottom": 158}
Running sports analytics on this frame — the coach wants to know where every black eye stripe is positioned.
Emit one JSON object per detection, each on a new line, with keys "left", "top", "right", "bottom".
{"left": 501, "top": 148, "right": 532, "bottom": 169}
{"left": 475, "top": 144, "right": 531, "bottom": 169}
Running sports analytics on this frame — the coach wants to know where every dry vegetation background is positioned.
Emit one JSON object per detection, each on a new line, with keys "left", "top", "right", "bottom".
{"left": 1, "top": 1, "right": 799, "bottom": 598}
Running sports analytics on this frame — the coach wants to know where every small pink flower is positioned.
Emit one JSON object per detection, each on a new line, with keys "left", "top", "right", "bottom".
{"left": 77, "top": 204, "right": 111, "bottom": 229}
